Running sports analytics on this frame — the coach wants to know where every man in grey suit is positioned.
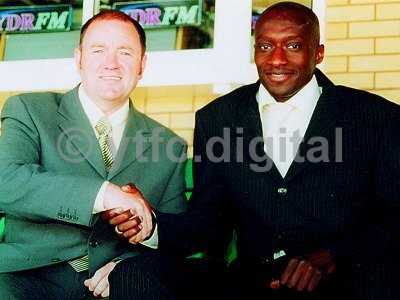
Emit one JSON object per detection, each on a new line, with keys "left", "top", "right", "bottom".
{"left": 0, "top": 10, "right": 187, "bottom": 299}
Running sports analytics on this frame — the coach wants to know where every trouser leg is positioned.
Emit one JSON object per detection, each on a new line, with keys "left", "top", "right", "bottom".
{"left": 0, "top": 272, "right": 51, "bottom": 300}
{"left": 0, "top": 263, "right": 91, "bottom": 300}
{"left": 109, "top": 252, "right": 226, "bottom": 300}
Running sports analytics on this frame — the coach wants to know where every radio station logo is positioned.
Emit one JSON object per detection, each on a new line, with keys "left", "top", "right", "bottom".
{"left": 0, "top": 5, "right": 72, "bottom": 33}
{"left": 114, "top": 0, "right": 201, "bottom": 28}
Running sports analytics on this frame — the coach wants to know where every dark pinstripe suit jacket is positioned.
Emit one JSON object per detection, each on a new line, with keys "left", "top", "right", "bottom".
{"left": 158, "top": 69, "right": 400, "bottom": 299}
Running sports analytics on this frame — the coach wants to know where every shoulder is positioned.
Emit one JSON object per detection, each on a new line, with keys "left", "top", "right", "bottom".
{"left": 1, "top": 91, "right": 65, "bottom": 118}
{"left": 196, "top": 82, "right": 259, "bottom": 118}
{"left": 6, "top": 91, "right": 63, "bottom": 106}
{"left": 333, "top": 85, "right": 400, "bottom": 119}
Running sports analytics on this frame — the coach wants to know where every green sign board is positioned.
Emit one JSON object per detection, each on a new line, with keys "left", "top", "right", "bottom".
{"left": 0, "top": 5, "right": 72, "bottom": 33}
{"left": 113, "top": 0, "right": 202, "bottom": 29}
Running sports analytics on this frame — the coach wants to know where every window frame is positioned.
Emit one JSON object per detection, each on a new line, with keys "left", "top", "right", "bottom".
{"left": 0, "top": 0, "right": 326, "bottom": 91}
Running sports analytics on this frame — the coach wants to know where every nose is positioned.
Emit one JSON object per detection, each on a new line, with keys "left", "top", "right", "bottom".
{"left": 104, "top": 51, "right": 119, "bottom": 69}
{"left": 269, "top": 47, "right": 288, "bottom": 67}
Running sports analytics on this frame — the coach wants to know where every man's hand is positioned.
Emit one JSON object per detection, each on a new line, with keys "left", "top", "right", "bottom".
{"left": 84, "top": 261, "right": 117, "bottom": 298}
{"left": 102, "top": 183, "right": 154, "bottom": 244}
{"left": 277, "top": 249, "right": 336, "bottom": 292}
{"left": 102, "top": 208, "right": 144, "bottom": 243}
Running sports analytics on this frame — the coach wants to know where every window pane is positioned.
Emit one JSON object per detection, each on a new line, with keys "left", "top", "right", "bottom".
{"left": 0, "top": 0, "right": 83, "bottom": 61}
{"left": 98, "top": 0, "right": 215, "bottom": 51}
{"left": 251, "top": 0, "right": 313, "bottom": 61}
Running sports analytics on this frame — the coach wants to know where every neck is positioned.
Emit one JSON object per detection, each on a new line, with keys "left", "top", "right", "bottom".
{"left": 95, "top": 100, "right": 127, "bottom": 116}
{"left": 80, "top": 84, "right": 129, "bottom": 116}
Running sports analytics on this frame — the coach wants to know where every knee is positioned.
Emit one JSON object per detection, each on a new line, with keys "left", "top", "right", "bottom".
{"left": 108, "top": 252, "right": 176, "bottom": 300}
{"left": 109, "top": 251, "right": 165, "bottom": 289}
{"left": 111, "top": 252, "right": 162, "bottom": 280}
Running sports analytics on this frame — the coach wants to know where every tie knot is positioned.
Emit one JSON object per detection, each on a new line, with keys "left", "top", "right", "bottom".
{"left": 95, "top": 119, "right": 111, "bottom": 136}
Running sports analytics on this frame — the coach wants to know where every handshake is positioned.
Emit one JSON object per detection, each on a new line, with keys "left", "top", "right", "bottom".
{"left": 101, "top": 182, "right": 154, "bottom": 244}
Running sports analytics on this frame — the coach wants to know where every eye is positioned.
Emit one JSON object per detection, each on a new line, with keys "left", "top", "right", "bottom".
{"left": 119, "top": 49, "right": 133, "bottom": 56}
{"left": 256, "top": 43, "right": 272, "bottom": 51}
{"left": 92, "top": 48, "right": 104, "bottom": 54}
{"left": 287, "top": 42, "right": 301, "bottom": 50}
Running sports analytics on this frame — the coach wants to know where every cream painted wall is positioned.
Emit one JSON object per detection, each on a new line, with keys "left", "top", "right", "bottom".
{"left": 325, "top": 0, "right": 400, "bottom": 103}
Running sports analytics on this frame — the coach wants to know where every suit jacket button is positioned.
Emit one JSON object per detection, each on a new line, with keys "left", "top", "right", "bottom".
{"left": 260, "top": 257, "right": 270, "bottom": 265}
{"left": 277, "top": 188, "right": 287, "bottom": 195}
{"left": 51, "top": 258, "right": 61, "bottom": 263}
{"left": 89, "top": 240, "right": 99, "bottom": 247}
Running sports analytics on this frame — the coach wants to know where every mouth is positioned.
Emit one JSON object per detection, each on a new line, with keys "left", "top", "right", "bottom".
{"left": 99, "top": 75, "right": 122, "bottom": 81}
{"left": 264, "top": 71, "right": 295, "bottom": 83}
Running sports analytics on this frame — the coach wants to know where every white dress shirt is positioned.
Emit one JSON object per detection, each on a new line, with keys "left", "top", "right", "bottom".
{"left": 79, "top": 85, "right": 128, "bottom": 154}
{"left": 257, "top": 76, "right": 322, "bottom": 178}
{"left": 78, "top": 85, "right": 128, "bottom": 213}
{"left": 78, "top": 85, "right": 158, "bottom": 248}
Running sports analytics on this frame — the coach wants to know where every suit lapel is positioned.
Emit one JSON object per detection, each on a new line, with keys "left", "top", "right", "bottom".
{"left": 108, "top": 103, "right": 152, "bottom": 180}
{"left": 237, "top": 82, "right": 283, "bottom": 183}
{"left": 57, "top": 87, "right": 107, "bottom": 178}
{"left": 284, "top": 72, "right": 339, "bottom": 183}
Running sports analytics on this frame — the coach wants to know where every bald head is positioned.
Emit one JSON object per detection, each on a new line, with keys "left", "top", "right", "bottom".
{"left": 256, "top": 1, "right": 320, "bottom": 47}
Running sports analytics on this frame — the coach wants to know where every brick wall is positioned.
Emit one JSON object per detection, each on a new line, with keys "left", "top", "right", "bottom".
{"left": 130, "top": 85, "right": 217, "bottom": 156}
{"left": 325, "top": 0, "right": 400, "bottom": 103}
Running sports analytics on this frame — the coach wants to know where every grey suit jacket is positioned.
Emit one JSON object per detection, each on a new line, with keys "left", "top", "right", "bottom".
{"left": 0, "top": 87, "right": 187, "bottom": 275}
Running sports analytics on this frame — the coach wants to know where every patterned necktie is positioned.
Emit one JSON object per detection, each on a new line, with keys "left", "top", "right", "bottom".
{"left": 68, "top": 255, "right": 89, "bottom": 272}
{"left": 95, "top": 118, "right": 114, "bottom": 171}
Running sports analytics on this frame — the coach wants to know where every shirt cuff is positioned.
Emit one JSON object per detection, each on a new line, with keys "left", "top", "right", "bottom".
{"left": 140, "top": 215, "right": 159, "bottom": 249}
{"left": 92, "top": 181, "right": 110, "bottom": 214}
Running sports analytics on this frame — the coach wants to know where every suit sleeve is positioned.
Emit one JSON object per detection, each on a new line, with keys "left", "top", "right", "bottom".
{"left": 156, "top": 140, "right": 188, "bottom": 214}
{"left": 157, "top": 111, "right": 232, "bottom": 257}
{"left": 0, "top": 95, "right": 104, "bottom": 227}
{"left": 323, "top": 111, "right": 400, "bottom": 264}
{"left": 360, "top": 113, "right": 400, "bottom": 261}
{"left": 115, "top": 133, "right": 188, "bottom": 260}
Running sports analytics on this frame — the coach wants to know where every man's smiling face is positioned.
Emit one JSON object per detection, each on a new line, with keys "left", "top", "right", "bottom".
{"left": 254, "top": 9, "right": 324, "bottom": 102}
{"left": 75, "top": 19, "right": 146, "bottom": 109}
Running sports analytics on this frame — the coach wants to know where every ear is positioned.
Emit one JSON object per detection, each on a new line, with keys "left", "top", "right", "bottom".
{"left": 74, "top": 47, "right": 82, "bottom": 72}
{"left": 315, "top": 44, "right": 324, "bottom": 65}
{"left": 138, "top": 54, "right": 147, "bottom": 79}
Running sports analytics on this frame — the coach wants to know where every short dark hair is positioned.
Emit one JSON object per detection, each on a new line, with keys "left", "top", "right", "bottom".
{"left": 259, "top": 1, "right": 320, "bottom": 44}
{"left": 79, "top": 10, "right": 146, "bottom": 54}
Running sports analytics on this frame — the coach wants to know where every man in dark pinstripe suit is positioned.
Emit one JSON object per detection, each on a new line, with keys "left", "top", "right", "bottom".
{"left": 105, "top": 2, "right": 400, "bottom": 299}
